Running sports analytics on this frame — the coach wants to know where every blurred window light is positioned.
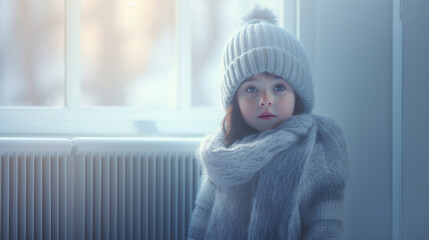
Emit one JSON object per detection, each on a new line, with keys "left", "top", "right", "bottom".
{"left": 81, "top": 0, "right": 178, "bottom": 109}
{"left": 0, "top": 0, "right": 65, "bottom": 106}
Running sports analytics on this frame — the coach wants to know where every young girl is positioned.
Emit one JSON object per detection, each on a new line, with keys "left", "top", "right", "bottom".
{"left": 188, "top": 5, "right": 349, "bottom": 240}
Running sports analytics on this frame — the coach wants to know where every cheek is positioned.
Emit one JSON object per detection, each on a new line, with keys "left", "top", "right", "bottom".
{"left": 277, "top": 95, "right": 296, "bottom": 116}
{"left": 238, "top": 97, "right": 256, "bottom": 120}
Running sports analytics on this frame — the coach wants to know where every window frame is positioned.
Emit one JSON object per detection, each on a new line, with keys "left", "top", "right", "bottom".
{"left": 0, "top": 0, "right": 293, "bottom": 137}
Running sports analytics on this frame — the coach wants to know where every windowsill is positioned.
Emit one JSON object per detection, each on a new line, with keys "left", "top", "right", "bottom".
{"left": 0, "top": 107, "right": 224, "bottom": 138}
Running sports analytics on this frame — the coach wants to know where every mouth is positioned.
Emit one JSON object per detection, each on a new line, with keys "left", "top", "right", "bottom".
{"left": 258, "top": 111, "right": 276, "bottom": 120}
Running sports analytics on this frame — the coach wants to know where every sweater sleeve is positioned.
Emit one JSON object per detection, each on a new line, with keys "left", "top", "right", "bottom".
{"left": 300, "top": 116, "right": 349, "bottom": 240}
{"left": 188, "top": 172, "right": 216, "bottom": 240}
{"left": 300, "top": 169, "right": 347, "bottom": 240}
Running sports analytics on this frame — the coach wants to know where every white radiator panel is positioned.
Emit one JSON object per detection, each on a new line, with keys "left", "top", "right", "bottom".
{"left": 0, "top": 138, "right": 201, "bottom": 240}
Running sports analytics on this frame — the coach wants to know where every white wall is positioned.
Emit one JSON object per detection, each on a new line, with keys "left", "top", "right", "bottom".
{"left": 297, "top": 0, "right": 429, "bottom": 239}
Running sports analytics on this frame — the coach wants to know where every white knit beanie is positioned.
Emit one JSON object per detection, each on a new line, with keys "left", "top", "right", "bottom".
{"left": 221, "top": 4, "right": 314, "bottom": 113}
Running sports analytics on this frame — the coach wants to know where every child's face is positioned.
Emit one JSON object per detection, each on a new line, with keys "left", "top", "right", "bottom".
{"left": 237, "top": 73, "right": 296, "bottom": 132}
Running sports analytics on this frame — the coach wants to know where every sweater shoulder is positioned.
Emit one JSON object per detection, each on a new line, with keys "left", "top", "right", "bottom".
{"left": 306, "top": 114, "right": 349, "bottom": 182}
{"left": 311, "top": 114, "right": 347, "bottom": 152}
{"left": 311, "top": 114, "right": 344, "bottom": 136}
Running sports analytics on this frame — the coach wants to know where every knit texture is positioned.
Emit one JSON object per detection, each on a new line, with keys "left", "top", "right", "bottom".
{"left": 221, "top": 4, "right": 314, "bottom": 113}
{"left": 188, "top": 114, "right": 349, "bottom": 239}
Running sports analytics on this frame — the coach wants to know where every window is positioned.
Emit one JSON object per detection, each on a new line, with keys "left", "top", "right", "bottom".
{"left": 0, "top": 0, "right": 284, "bottom": 137}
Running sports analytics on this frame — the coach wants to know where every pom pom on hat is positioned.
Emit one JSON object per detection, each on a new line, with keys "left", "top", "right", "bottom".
{"left": 241, "top": 3, "right": 278, "bottom": 25}
{"left": 221, "top": 4, "right": 314, "bottom": 114}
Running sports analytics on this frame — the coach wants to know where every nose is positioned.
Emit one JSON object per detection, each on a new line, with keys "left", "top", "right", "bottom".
{"left": 259, "top": 93, "right": 273, "bottom": 106}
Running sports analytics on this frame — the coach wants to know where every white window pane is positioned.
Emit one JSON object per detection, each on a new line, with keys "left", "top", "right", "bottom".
{"left": 0, "top": 0, "right": 65, "bottom": 106}
{"left": 191, "top": 0, "right": 282, "bottom": 108}
{"left": 81, "top": 0, "right": 177, "bottom": 108}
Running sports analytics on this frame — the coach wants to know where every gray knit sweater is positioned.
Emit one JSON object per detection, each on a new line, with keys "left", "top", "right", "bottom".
{"left": 188, "top": 114, "right": 349, "bottom": 239}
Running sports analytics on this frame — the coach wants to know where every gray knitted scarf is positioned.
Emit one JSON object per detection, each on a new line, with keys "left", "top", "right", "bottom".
{"left": 197, "top": 114, "right": 316, "bottom": 187}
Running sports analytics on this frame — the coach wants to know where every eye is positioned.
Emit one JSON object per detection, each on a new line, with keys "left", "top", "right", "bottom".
{"left": 245, "top": 86, "right": 257, "bottom": 93}
{"left": 273, "top": 84, "right": 286, "bottom": 92}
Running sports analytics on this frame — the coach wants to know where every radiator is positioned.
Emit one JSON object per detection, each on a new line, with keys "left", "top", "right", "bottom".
{"left": 0, "top": 137, "right": 201, "bottom": 240}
